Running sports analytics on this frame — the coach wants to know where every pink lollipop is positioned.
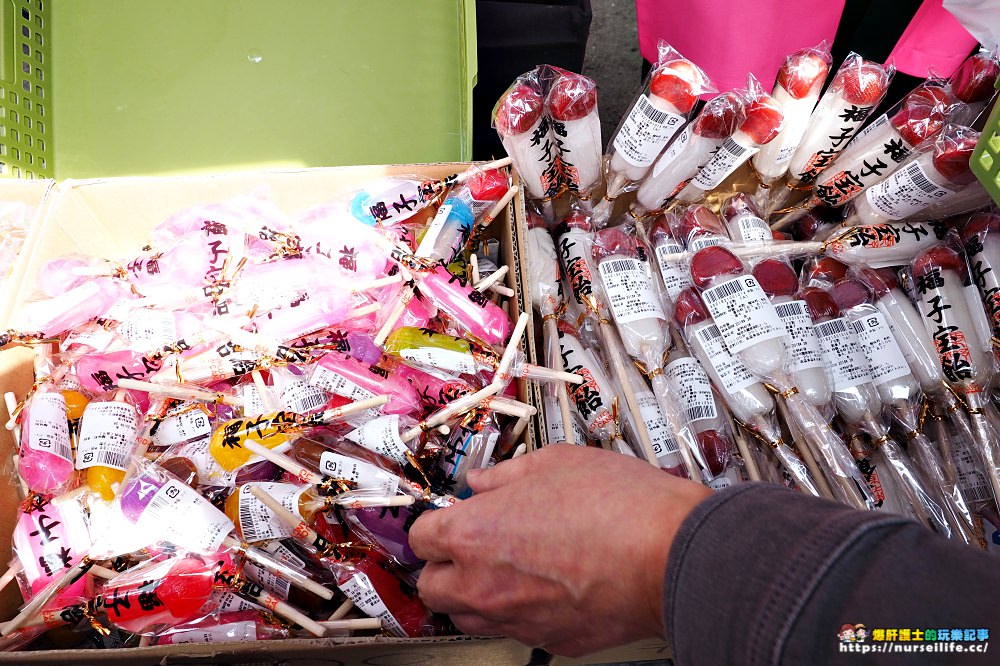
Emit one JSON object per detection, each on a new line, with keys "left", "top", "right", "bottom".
{"left": 98, "top": 556, "right": 216, "bottom": 634}
{"left": 12, "top": 278, "right": 125, "bottom": 338}
{"left": 416, "top": 266, "right": 512, "bottom": 345}
{"left": 18, "top": 392, "right": 75, "bottom": 494}
{"left": 13, "top": 494, "right": 93, "bottom": 604}
{"left": 36, "top": 255, "right": 111, "bottom": 297}
{"left": 310, "top": 353, "right": 420, "bottom": 417}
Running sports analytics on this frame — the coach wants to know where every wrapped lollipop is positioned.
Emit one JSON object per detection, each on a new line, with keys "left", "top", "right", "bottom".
{"left": 848, "top": 124, "right": 980, "bottom": 226}
{"left": 526, "top": 211, "right": 576, "bottom": 444}
{"left": 768, "top": 54, "right": 893, "bottom": 215}
{"left": 17, "top": 390, "right": 75, "bottom": 495}
{"left": 546, "top": 68, "right": 603, "bottom": 199}
{"left": 720, "top": 193, "right": 772, "bottom": 249}
{"left": 828, "top": 277, "right": 953, "bottom": 534}
{"left": 597, "top": 41, "right": 711, "bottom": 221}
{"left": 310, "top": 353, "right": 419, "bottom": 416}
{"left": 11, "top": 279, "right": 127, "bottom": 339}
{"left": 911, "top": 246, "right": 1000, "bottom": 510}
{"left": 76, "top": 393, "right": 142, "bottom": 501}
{"left": 631, "top": 91, "right": 746, "bottom": 217}
{"left": 947, "top": 50, "right": 1000, "bottom": 119}
{"left": 152, "top": 610, "right": 292, "bottom": 645}
{"left": 752, "top": 43, "right": 832, "bottom": 188}
{"left": 644, "top": 212, "right": 694, "bottom": 307}
{"left": 689, "top": 246, "right": 871, "bottom": 507}
{"left": 494, "top": 73, "right": 560, "bottom": 204}
{"left": 673, "top": 75, "right": 785, "bottom": 204}
{"left": 411, "top": 266, "right": 512, "bottom": 346}
{"left": 672, "top": 287, "right": 817, "bottom": 494}
{"left": 673, "top": 204, "right": 730, "bottom": 252}
{"left": 804, "top": 84, "right": 957, "bottom": 213}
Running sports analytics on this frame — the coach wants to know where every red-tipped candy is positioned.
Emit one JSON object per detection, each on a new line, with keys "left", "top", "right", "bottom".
{"left": 831, "top": 278, "right": 873, "bottom": 310}
{"left": 912, "top": 246, "right": 966, "bottom": 279}
{"left": 772, "top": 230, "right": 790, "bottom": 241}
{"left": 932, "top": 131, "right": 980, "bottom": 186}
{"left": 721, "top": 192, "right": 763, "bottom": 222}
{"left": 778, "top": 51, "right": 831, "bottom": 99}
{"left": 740, "top": 95, "right": 784, "bottom": 145}
{"left": 836, "top": 61, "right": 890, "bottom": 106}
{"left": 593, "top": 227, "right": 638, "bottom": 261}
{"left": 693, "top": 92, "right": 746, "bottom": 139}
{"left": 690, "top": 246, "right": 745, "bottom": 289}
{"left": 753, "top": 259, "right": 799, "bottom": 297}
{"left": 650, "top": 60, "right": 701, "bottom": 114}
{"left": 527, "top": 211, "right": 547, "bottom": 229}
{"left": 801, "top": 287, "right": 840, "bottom": 321}
{"left": 697, "top": 429, "right": 732, "bottom": 477}
{"left": 673, "top": 287, "right": 711, "bottom": 326}
{"left": 962, "top": 212, "right": 1000, "bottom": 243}
{"left": 857, "top": 267, "right": 898, "bottom": 298}
{"left": 680, "top": 205, "right": 726, "bottom": 240}
{"left": 891, "top": 85, "right": 951, "bottom": 147}
{"left": 807, "top": 256, "right": 849, "bottom": 283}
{"left": 949, "top": 53, "right": 1000, "bottom": 104}
{"left": 563, "top": 211, "right": 593, "bottom": 231}
{"left": 494, "top": 82, "right": 544, "bottom": 136}
{"left": 548, "top": 72, "right": 598, "bottom": 121}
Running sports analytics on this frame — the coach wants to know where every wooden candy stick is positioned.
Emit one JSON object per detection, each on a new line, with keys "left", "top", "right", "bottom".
{"left": 469, "top": 253, "right": 481, "bottom": 284}
{"left": 775, "top": 399, "right": 835, "bottom": 500}
{"left": 321, "top": 618, "right": 383, "bottom": 633}
{"left": 344, "top": 303, "right": 382, "bottom": 321}
{"left": 88, "top": 565, "right": 119, "bottom": 580}
{"left": 0, "top": 560, "right": 23, "bottom": 595}
{"left": 327, "top": 599, "right": 354, "bottom": 621}
{"left": 318, "top": 395, "right": 391, "bottom": 422}
{"left": 115, "top": 378, "right": 244, "bottom": 408}
{"left": 246, "top": 486, "right": 334, "bottom": 555}
{"left": 2, "top": 556, "right": 94, "bottom": 635}
{"left": 4, "top": 392, "right": 20, "bottom": 433}
{"left": 251, "top": 370, "right": 275, "bottom": 412}
{"left": 484, "top": 396, "right": 536, "bottom": 419}
{"left": 221, "top": 536, "right": 333, "bottom": 601}
{"left": 352, "top": 274, "right": 404, "bottom": 293}
{"left": 373, "top": 267, "right": 416, "bottom": 347}
{"left": 511, "top": 443, "right": 528, "bottom": 458}
{"left": 726, "top": 411, "right": 762, "bottom": 483}
{"left": 230, "top": 579, "right": 326, "bottom": 637}
{"left": 469, "top": 185, "right": 519, "bottom": 237}
{"left": 473, "top": 265, "right": 513, "bottom": 295}
{"left": 543, "top": 318, "right": 575, "bottom": 446}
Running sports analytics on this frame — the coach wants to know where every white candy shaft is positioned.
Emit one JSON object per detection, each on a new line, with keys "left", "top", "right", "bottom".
{"left": 686, "top": 320, "right": 773, "bottom": 423}
{"left": 825, "top": 222, "right": 941, "bottom": 267}
{"left": 636, "top": 132, "right": 722, "bottom": 211}
{"left": 788, "top": 91, "right": 872, "bottom": 182}
{"left": 558, "top": 112, "right": 603, "bottom": 195}
{"left": 502, "top": 117, "right": 553, "bottom": 200}
{"left": 753, "top": 86, "right": 821, "bottom": 181}
{"left": 875, "top": 289, "right": 944, "bottom": 393}
{"left": 810, "top": 126, "right": 913, "bottom": 208}
{"left": 609, "top": 94, "right": 685, "bottom": 185}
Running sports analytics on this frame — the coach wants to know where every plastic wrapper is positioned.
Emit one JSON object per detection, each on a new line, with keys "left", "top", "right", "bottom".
{"left": 673, "top": 74, "right": 785, "bottom": 203}
{"left": 752, "top": 43, "right": 832, "bottom": 186}
{"left": 642, "top": 212, "right": 694, "bottom": 311}
{"left": 632, "top": 90, "right": 746, "bottom": 217}
{"left": 767, "top": 53, "right": 894, "bottom": 215}
{"left": 946, "top": 50, "right": 1000, "bottom": 119}
{"left": 911, "top": 245, "right": 1000, "bottom": 511}
{"left": 687, "top": 245, "right": 871, "bottom": 507}
{"left": 847, "top": 124, "right": 980, "bottom": 226}
{"left": 598, "top": 40, "right": 713, "bottom": 215}
{"left": 152, "top": 610, "right": 290, "bottom": 645}
{"left": 671, "top": 204, "right": 730, "bottom": 252}
{"left": 720, "top": 193, "right": 773, "bottom": 261}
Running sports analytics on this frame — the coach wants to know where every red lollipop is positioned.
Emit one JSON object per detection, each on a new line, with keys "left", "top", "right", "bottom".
{"left": 593, "top": 226, "right": 638, "bottom": 261}
{"left": 697, "top": 429, "right": 733, "bottom": 477}
{"left": 650, "top": 59, "right": 701, "bottom": 114}
{"left": 494, "top": 82, "right": 544, "bottom": 136}
{"left": 805, "top": 256, "right": 849, "bottom": 285}
{"left": 831, "top": 277, "right": 874, "bottom": 310}
{"left": 836, "top": 60, "right": 890, "bottom": 106}
{"left": 778, "top": 50, "right": 831, "bottom": 99}
{"left": 468, "top": 169, "right": 510, "bottom": 202}
{"left": 949, "top": 53, "right": 1000, "bottom": 104}
{"left": 679, "top": 205, "right": 726, "bottom": 241}
{"left": 563, "top": 211, "right": 593, "bottom": 231}
{"left": 689, "top": 245, "right": 744, "bottom": 290}
{"left": 801, "top": 287, "right": 840, "bottom": 321}
{"left": 753, "top": 259, "right": 799, "bottom": 297}
{"left": 856, "top": 267, "right": 898, "bottom": 298}
{"left": 548, "top": 72, "right": 598, "bottom": 121}
{"left": 911, "top": 245, "right": 968, "bottom": 281}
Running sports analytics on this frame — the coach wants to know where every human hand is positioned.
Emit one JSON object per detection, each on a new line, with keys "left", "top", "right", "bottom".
{"left": 409, "top": 444, "right": 713, "bottom": 657}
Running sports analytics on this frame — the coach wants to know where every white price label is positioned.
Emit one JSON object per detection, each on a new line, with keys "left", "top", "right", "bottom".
{"left": 345, "top": 415, "right": 410, "bottom": 465}
{"left": 416, "top": 203, "right": 453, "bottom": 258}
{"left": 137, "top": 479, "right": 234, "bottom": 552}
{"left": 651, "top": 124, "right": 692, "bottom": 178}
{"left": 25, "top": 393, "right": 73, "bottom": 463}
{"left": 152, "top": 407, "right": 212, "bottom": 447}
{"left": 400, "top": 347, "right": 479, "bottom": 376}
{"left": 237, "top": 482, "right": 305, "bottom": 542}
{"left": 693, "top": 324, "right": 760, "bottom": 394}
{"left": 210, "top": 590, "right": 265, "bottom": 613}
{"left": 692, "top": 137, "right": 758, "bottom": 190}
{"left": 635, "top": 391, "right": 678, "bottom": 456}
{"left": 664, "top": 356, "right": 718, "bottom": 423}
{"left": 613, "top": 94, "right": 684, "bottom": 167}
{"left": 117, "top": 310, "right": 177, "bottom": 350}
{"left": 654, "top": 242, "right": 692, "bottom": 301}
{"left": 864, "top": 161, "right": 955, "bottom": 220}
{"left": 319, "top": 452, "right": 399, "bottom": 495}
{"left": 733, "top": 214, "right": 771, "bottom": 243}
{"left": 77, "top": 402, "right": 139, "bottom": 471}
{"left": 774, "top": 300, "right": 825, "bottom": 372}
{"left": 242, "top": 384, "right": 266, "bottom": 417}
{"left": 701, "top": 277, "right": 785, "bottom": 354}
{"left": 851, "top": 311, "right": 910, "bottom": 386}
{"left": 814, "top": 318, "right": 873, "bottom": 391}
{"left": 688, "top": 234, "right": 727, "bottom": 252}
{"left": 597, "top": 257, "right": 665, "bottom": 325}
{"left": 64, "top": 325, "right": 116, "bottom": 352}
{"left": 339, "top": 573, "right": 407, "bottom": 637}
{"left": 310, "top": 366, "right": 377, "bottom": 402}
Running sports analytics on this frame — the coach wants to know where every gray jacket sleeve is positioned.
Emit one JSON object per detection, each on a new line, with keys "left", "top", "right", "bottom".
{"left": 664, "top": 483, "right": 999, "bottom": 665}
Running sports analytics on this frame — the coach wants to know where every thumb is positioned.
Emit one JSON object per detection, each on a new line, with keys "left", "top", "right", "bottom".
{"left": 467, "top": 454, "right": 532, "bottom": 493}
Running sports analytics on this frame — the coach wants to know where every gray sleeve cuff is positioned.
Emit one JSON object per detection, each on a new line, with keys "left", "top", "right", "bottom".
{"left": 663, "top": 483, "right": 910, "bottom": 666}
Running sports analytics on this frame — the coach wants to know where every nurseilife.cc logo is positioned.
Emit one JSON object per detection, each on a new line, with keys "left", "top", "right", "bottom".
{"left": 839, "top": 624, "right": 869, "bottom": 643}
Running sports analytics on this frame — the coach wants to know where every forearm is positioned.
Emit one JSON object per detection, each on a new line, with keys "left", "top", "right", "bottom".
{"left": 664, "top": 483, "right": 1000, "bottom": 665}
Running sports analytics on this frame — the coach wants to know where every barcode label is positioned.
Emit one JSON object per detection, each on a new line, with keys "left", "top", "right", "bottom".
{"left": 309, "top": 366, "right": 381, "bottom": 419}
{"left": 339, "top": 572, "right": 407, "bottom": 637}
{"left": 612, "top": 94, "right": 685, "bottom": 167}
{"left": 280, "top": 380, "right": 329, "bottom": 414}
{"left": 136, "top": 479, "right": 234, "bottom": 552}
{"left": 851, "top": 310, "right": 910, "bottom": 386}
{"left": 692, "top": 137, "right": 759, "bottom": 190}
{"left": 152, "top": 406, "right": 212, "bottom": 447}
{"left": 345, "top": 414, "right": 410, "bottom": 465}
{"left": 693, "top": 324, "right": 760, "bottom": 394}
{"left": 76, "top": 402, "right": 140, "bottom": 471}
{"left": 954, "top": 437, "right": 993, "bottom": 503}
{"left": 168, "top": 620, "right": 257, "bottom": 644}
{"left": 734, "top": 214, "right": 771, "bottom": 243}
{"left": 701, "top": 276, "right": 785, "bottom": 354}
{"left": 597, "top": 257, "right": 666, "bottom": 325}
{"left": 814, "top": 317, "right": 873, "bottom": 391}
{"left": 400, "top": 347, "right": 478, "bottom": 376}
{"left": 865, "top": 160, "right": 955, "bottom": 220}
{"left": 688, "top": 234, "right": 727, "bottom": 252}
{"left": 636, "top": 391, "right": 679, "bottom": 457}
{"left": 237, "top": 482, "right": 303, "bottom": 542}
{"left": 775, "top": 300, "right": 825, "bottom": 372}
{"left": 24, "top": 392, "right": 73, "bottom": 463}
{"left": 654, "top": 241, "right": 692, "bottom": 301}
{"left": 664, "top": 356, "right": 718, "bottom": 423}
{"left": 117, "top": 310, "right": 177, "bottom": 350}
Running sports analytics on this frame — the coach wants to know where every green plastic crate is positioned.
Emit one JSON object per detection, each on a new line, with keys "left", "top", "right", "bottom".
{"left": 0, "top": 0, "right": 476, "bottom": 180}
{"left": 972, "top": 79, "right": 1000, "bottom": 205}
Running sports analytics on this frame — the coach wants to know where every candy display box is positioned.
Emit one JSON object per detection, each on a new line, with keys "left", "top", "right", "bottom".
{"left": 0, "top": 162, "right": 671, "bottom": 663}
{"left": 0, "top": 0, "right": 476, "bottom": 180}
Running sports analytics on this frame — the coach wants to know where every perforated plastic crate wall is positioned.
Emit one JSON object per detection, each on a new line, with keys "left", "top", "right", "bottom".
{"left": 972, "top": 84, "right": 1000, "bottom": 206}
{"left": 0, "top": 0, "right": 51, "bottom": 179}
